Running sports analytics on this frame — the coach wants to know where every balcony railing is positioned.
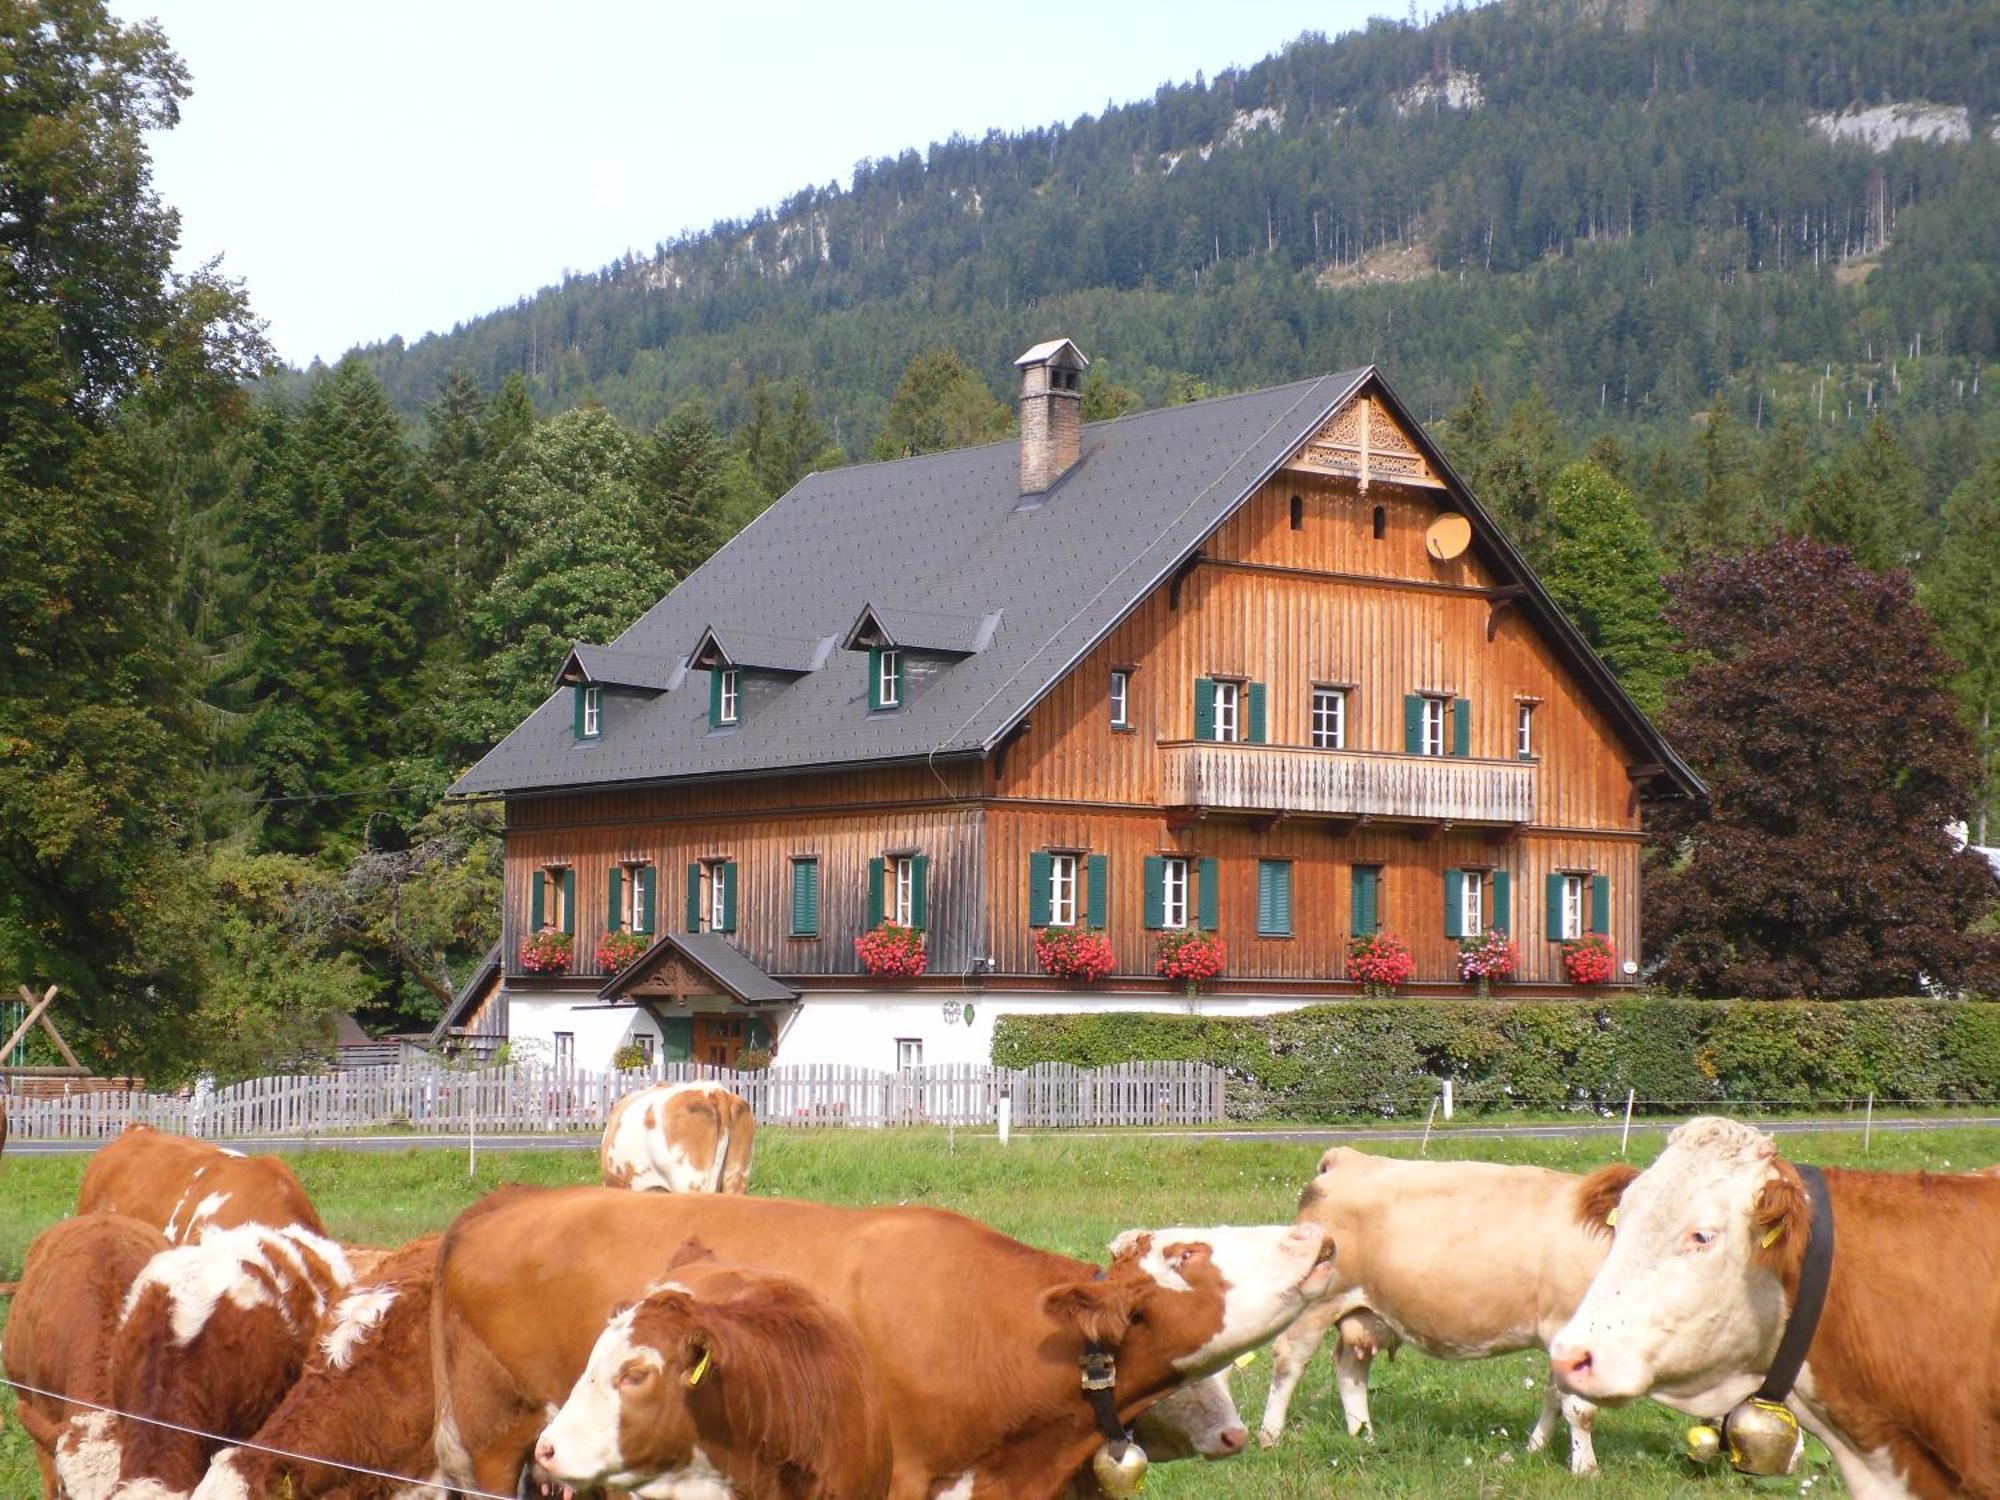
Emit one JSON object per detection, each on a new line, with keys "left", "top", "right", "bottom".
{"left": 1161, "top": 741, "right": 1535, "bottom": 824}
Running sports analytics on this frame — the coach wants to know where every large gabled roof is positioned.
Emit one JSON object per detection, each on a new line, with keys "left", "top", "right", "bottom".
{"left": 453, "top": 366, "right": 1700, "bottom": 800}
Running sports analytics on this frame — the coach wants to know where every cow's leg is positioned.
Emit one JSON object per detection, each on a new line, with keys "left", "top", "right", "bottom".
{"left": 1563, "top": 1393, "right": 1599, "bottom": 1477}
{"left": 1334, "top": 1332, "right": 1377, "bottom": 1440}
{"left": 1527, "top": 1377, "right": 1562, "bottom": 1454}
{"left": 1257, "top": 1298, "right": 1338, "bottom": 1447}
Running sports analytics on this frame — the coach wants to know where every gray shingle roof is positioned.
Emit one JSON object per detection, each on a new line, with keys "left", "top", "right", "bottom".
{"left": 559, "top": 644, "right": 681, "bottom": 692}
{"left": 454, "top": 366, "right": 1701, "bottom": 801}
{"left": 598, "top": 931, "right": 798, "bottom": 1006}
{"left": 692, "top": 625, "right": 838, "bottom": 675}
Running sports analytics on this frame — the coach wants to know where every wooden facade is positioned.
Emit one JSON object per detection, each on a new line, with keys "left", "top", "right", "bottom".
{"left": 490, "top": 384, "right": 1668, "bottom": 1017}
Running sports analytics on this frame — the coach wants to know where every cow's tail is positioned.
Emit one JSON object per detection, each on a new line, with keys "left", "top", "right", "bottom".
{"left": 706, "top": 1102, "right": 730, "bottom": 1194}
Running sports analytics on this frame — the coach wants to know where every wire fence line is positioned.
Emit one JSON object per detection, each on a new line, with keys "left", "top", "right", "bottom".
{"left": 0, "top": 1059, "right": 1227, "bottom": 1141}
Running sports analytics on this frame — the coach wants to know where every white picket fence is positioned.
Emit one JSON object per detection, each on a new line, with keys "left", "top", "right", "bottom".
{"left": 1, "top": 1060, "right": 1225, "bottom": 1140}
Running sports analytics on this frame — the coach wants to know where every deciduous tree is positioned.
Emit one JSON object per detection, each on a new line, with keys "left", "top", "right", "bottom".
{"left": 871, "top": 349, "right": 1012, "bottom": 459}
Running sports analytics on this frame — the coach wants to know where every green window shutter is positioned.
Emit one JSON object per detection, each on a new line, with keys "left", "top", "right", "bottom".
{"left": 1274, "top": 862, "right": 1293, "bottom": 936}
{"left": 1028, "top": 851, "right": 1053, "bottom": 927}
{"left": 1197, "top": 857, "right": 1219, "bottom": 931}
{"left": 868, "top": 647, "right": 882, "bottom": 711}
{"left": 1453, "top": 697, "right": 1472, "bottom": 757}
{"left": 561, "top": 868, "right": 576, "bottom": 935}
{"left": 1591, "top": 874, "right": 1611, "bottom": 935}
{"left": 606, "top": 866, "right": 623, "bottom": 932}
{"left": 639, "top": 866, "right": 656, "bottom": 934}
{"left": 911, "top": 855, "right": 930, "bottom": 931}
{"left": 867, "top": 857, "right": 885, "bottom": 928}
{"left": 659, "top": 1016, "right": 693, "bottom": 1062}
{"left": 1351, "top": 866, "right": 1379, "bottom": 936}
{"left": 1143, "top": 855, "right": 1166, "bottom": 930}
{"left": 709, "top": 668, "right": 723, "bottom": 728}
{"left": 1404, "top": 694, "right": 1424, "bottom": 753}
{"left": 1247, "top": 682, "right": 1268, "bottom": 744}
{"left": 1547, "top": 873, "right": 1567, "bottom": 942}
{"left": 720, "top": 862, "right": 737, "bottom": 933}
{"left": 532, "top": 870, "right": 547, "bottom": 931}
{"left": 1257, "top": 861, "right": 1291, "bottom": 936}
{"left": 1087, "top": 854, "right": 1108, "bottom": 929}
{"left": 1193, "top": 678, "right": 1215, "bottom": 740}
{"left": 687, "top": 863, "right": 703, "bottom": 932}
{"left": 572, "top": 685, "right": 586, "bottom": 740}
{"left": 1492, "top": 870, "right": 1511, "bottom": 935}
{"left": 791, "top": 860, "right": 819, "bottom": 937}
{"left": 1443, "top": 868, "right": 1464, "bottom": 939}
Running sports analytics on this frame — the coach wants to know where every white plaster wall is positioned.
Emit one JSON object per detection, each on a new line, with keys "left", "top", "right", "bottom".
{"left": 505, "top": 993, "right": 660, "bottom": 1072}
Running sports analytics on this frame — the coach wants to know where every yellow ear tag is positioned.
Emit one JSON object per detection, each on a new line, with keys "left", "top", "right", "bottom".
{"left": 1234, "top": 1350, "right": 1257, "bottom": 1370}
{"left": 1760, "top": 1225, "right": 1782, "bottom": 1249}
{"left": 685, "top": 1348, "right": 712, "bottom": 1387}
{"left": 1605, "top": 1207, "right": 1618, "bottom": 1228}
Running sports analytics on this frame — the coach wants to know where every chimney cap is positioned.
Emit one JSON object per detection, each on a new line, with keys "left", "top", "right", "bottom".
{"left": 1014, "top": 338, "right": 1090, "bottom": 371}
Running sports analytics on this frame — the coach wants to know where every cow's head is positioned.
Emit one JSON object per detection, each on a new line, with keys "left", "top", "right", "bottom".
{"left": 535, "top": 1286, "right": 723, "bottom": 1495}
{"left": 1044, "top": 1223, "right": 1334, "bottom": 1386}
{"left": 1131, "top": 1370, "right": 1249, "bottom": 1461}
{"left": 1550, "top": 1117, "right": 1806, "bottom": 1410}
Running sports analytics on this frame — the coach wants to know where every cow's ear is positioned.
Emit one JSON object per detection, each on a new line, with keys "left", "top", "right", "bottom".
{"left": 1752, "top": 1163, "right": 1810, "bottom": 1275}
{"left": 1044, "top": 1277, "right": 1150, "bottom": 1348}
{"left": 1575, "top": 1164, "right": 1639, "bottom": 1235}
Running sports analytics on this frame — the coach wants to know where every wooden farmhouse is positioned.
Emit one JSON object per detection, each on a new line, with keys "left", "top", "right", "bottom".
{"left": 442, "top": 342, "right": 1700, "bottom": 1072}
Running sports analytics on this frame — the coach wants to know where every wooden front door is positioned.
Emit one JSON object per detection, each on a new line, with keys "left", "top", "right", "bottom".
{"left": 693, "top": 1015, "right": 748, "bottom": 1068}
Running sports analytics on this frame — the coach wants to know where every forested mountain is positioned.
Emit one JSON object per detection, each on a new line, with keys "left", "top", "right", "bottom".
{"left": 350, "top": 0, "right": 2000, "bottom": 465}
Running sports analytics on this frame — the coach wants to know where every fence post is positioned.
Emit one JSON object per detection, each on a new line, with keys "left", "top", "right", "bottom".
{"left": 997, "top": 1086, "right": 1012, "bottom": 1147}
{"left": 1864, "top": 1091, "right": 1874, "bottom": 1157}
{"left": 1620, "top": 1088, "right": 1637, "bottom": 1157}
{"left": 1420, "top": 1096, "right": 1439, "bottom": 1155}
{"left": 1441, "top": 1078, "right": 1454, "bottom": 1121}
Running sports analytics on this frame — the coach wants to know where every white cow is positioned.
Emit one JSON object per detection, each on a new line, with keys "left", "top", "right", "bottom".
{"left": 599, "top": 1081, "right": 754, "bottom": 1193}
{"left": 1259, "top": 1147, "right": 1632, "bottom": 1475}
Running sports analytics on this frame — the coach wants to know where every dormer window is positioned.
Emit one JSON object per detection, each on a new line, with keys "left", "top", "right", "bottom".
{"left": 871, "top": 648, "right": 902, "bottom": 712}
{"left": 710, "top": 667, "right": 740, "bottom": 728}
{"left": 574, "top": 684, "right": 602, "bottom": 740}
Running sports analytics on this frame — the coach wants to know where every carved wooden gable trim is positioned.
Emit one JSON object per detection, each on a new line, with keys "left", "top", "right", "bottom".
{"left": 626, "top": 955, "right": 726, "bottom": 1003}
{"left": 1283, "top": 393, "right": 1444, "bottom": 490}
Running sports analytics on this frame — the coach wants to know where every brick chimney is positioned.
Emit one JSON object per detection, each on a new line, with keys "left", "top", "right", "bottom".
{"left": 1016, "top": 338, "right": 1088, "bottom": 494}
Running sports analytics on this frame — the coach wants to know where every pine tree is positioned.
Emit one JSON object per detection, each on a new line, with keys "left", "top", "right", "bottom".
{"left": 1928, "top": 457, "right": 2000, "bottom": 844}
{"left": 871, "top": 350, "right": 1014, "bottom": 459}
{"left": 1685, "top": 393, "right": 1760, "bottom": 557}
{"left": 1796, "top": 418, "right": 1924, "bottom": 572}
{"left": 643, "top": 405, "right": 734, "bottom": 581}
{"left": 1541, "top": 462, "right": 1677, "bottom": 719}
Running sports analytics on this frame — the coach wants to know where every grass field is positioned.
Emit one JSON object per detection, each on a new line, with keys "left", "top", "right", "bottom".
{"left": 5, "top": 1120, "right": 1995, "bottom": 1497}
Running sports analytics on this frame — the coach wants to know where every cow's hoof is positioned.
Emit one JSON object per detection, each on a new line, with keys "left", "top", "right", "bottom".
{"left": 1256, "top": 1429, "right": 1281, "bottom": 1451}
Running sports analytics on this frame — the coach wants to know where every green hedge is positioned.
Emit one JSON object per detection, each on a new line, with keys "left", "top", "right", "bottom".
{"left": 990, "top": 999, "right": 2000, "bottom": 1121}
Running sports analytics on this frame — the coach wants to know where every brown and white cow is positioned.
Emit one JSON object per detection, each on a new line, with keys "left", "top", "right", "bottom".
{"left": 53, "top": 1222, "right": 353, "bottom": 1499}
{"left": 433, "top": 1185, "right": 1334, "bottom": 1500}
{"left": 191, "top": 1234, "right": 443, "bottom": 1500}
{"left": 601, "top": 1082, "right": 755, "bottom": 1194}
{"left": 77, "top": 1125, "right": 326, "bottom": 1241}
{"left": 4, "top": 1214, "right": 172, "bottom": 1496}
{"left": 1550, "top": 1115, "right": 2000, "bottom": 1500}
{"left": 535, "top": 1251, "right": 893, "bottom": 1498}
{"left": 1258, "top": 1147, "right": 1632, "bottom": 1475}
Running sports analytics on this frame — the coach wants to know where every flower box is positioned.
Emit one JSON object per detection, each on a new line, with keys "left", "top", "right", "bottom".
{"left": 1348, "top": 931, "right": 1414, "bottom": 994}
{"left": 1035, "top": 928, "right": 1116, "bottom": 982}
{"left": 1457, "top": 930, "right": 1518, "bottom": 991}
{"left": 1155, "top": 930, "right": 1226, "bottom": 995}
{"left": 1562, "top": 933, "right": 1616, "bottom": 986}
{"left": 519, "top": 929, "right": 573, "bottom": 975}
{"left": 855, "top": 922, "right": 929, "bottom": 979}
{"left": 596, "top": 930, "right": 650, "bottom": 975}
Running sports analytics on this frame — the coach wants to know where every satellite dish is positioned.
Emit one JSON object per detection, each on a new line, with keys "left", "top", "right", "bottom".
{"left": 1425, "top": 512, "right": 1472, "bottom": 561}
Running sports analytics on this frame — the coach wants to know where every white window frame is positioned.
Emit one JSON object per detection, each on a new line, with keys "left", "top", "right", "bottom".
{"left": 1110, "top": 670, "right": 1130, "bottom": 728}
{"left": 553, "top": 1032, "right": 575, "bottom": 1071}
{"left": 706, "top": 860, "right": 728, "bottom": 933}
{"left": 1421, "top": 696, "right": 1447, "bottom": 757}
{"left": 1162, "top": 855, "right": 1190, "bottom": 930}
{"left": 891, "top": 855, "right": 915, "bottom": 927}
{"left": 895, "top": 1037, "right": 923, "bottom": 1073}
{"left": 632, "top": 1032, "right": 655, "bottom": 1065}
{"left": 1562, "top": 874, "right": 1586, "bottom": 940}
{"left": 1049, "top": 852, "right": 1080, "bottom": 928}
{"left": 878, "top": 649, "right": 902, "bottom": 709}
{"left": 1517, "top": 702, "right": 1535, "bottom": 757}
{"left": 581, "top": 686, "right": 602, "bottom": 738}
{"left": 719, "top": 669, "right": 740, "bottom": 725}
{"left": 1212, "top": 680, "right": 1240, "bottom": 743}
{"left": 1311, "top": 687, "right": 1347, "bottom": 750}
{"left": 623, "top": 863, "right": 648, "bottom": 932}
{"left": 541, "top": 865, "right": 570, "bottom": 932}
{"left": 1461, "top": 870, "right": 1485, "bottom": 938}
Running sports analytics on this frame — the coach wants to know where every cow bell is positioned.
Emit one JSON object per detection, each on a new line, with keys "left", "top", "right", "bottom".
{"left": 1722, "top": 1398, "right": 1803, "bottom": 1477}
{"left": 1090, "top": 1439, "right": 1149, "bottom": 1497}
{"left": 1683, "top": 1423, "right": 1722, "bottom": 1465}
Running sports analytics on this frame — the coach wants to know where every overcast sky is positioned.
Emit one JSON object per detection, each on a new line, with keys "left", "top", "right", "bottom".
{"left": 113, "top": 1, "right": 1384, "bottom": 367}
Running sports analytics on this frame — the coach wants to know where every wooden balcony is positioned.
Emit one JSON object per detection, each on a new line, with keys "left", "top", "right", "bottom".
{"left": 1160, "top": 742, "right": 1535, "bottom": 825}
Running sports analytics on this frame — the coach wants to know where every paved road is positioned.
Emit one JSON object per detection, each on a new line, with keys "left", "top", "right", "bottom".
{"left": 8, "top": 1114, "right": 1996, "bottom": 1156}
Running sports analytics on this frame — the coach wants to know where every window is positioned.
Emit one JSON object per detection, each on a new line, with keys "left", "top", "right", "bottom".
{"left": 608, "top": 862, "right": 654, "bottom": 936}
{"left": 874, "top": 648, "right": 902, "bottom": 710}
{"left": 869, "top": 854, "right": 928, "bottom": 930}
{"left": 1372, "top": 504, "right": 1387, "bottom": 539}
{"left": 710, "top": 865, "right": 729, "bottom": 933}
{"left": 1290, "top": 493, "right": 1304, "bottom": 530}
{"left": 790, "top": 857, "right": 820, "bottom": 937}
{"left": 688, "top": 859, "right": 736, "bottom": 934}
{"left": 1562, "top": 874, "right": 1586, "bottom": 940}
{"left": 1460, "top": 869, "right": 1485, "bottom": 937}
{"left": 577, "top": 685, "right": 601, "bottom": 739}
{"left": 717, "top": 668, "right": 740, "bottom": 726}
{"left": 1351, "top": 865, "right": 1382, "bottom": 936}
{"left": 631, "top": 1033, "right": 655, "bottom": 1066}
{"left": 533, "top": 864, "right": 574, "bottom": 933}
{"left": 891, "top": 855, "right": 916, "bottom": 927}
{"left": 553, "top": 1032, "right": 574, "bottom": 1071}
{"left": 1212, "top": 679, "right": 1240, "bottom": 743}
{"left": 1162, "top": 856, "right": 1190, "bottom": 930}
{"left": 1421, "top": 696, "right": 1446, "bottom": 756}
{"left": 1049, "top": 852, "right": 1080, "bottom": 927}
{"left": 1257, "top": 860, "right": 1294, "bottom": 937}
{"left": 1110, "top": 670, "right": 1130, "bottom": 729}
{"left": 1517, "top": 702, "right": 1536, "bottom": 758}
{"left": 895, "top": 1038, "right": 924, "bottom": 1072}
{"left": 1311, "top": 687, "right": 1348, "bottom": 750}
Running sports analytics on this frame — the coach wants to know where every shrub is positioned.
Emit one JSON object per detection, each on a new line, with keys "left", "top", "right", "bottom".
{"left": 611, "top": 1042, "right": 650, "bottom": 1071}
{"left": 1035, "top": 928, "right": 1117, "bottom": 982}
{"left": 734, "top": 1047, "right": 773, "bottom": 1071}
